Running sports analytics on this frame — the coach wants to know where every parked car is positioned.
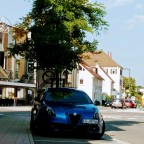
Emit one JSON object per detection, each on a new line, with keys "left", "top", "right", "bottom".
{"left": 104, "top": 100, "right": 112, "bottom": 107}
{"left": 125, "top": 100, "right": 135, "bottom": 108}
{"left": 111, "top": 99, "right": 123, "bottom": 109}
{"left": 30, "top": 87, "right": 105, "bottom": 139}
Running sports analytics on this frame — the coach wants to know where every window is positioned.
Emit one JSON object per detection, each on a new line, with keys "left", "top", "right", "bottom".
{"left": 95, "top": 68, "right": 98, "bottom": 74}
{"left": 104, "top": 68, "right": 108, "bottom": 73}
{"left": 111, "top": 69, "right": 117, "bottom": 74}
{"left": 120, "top": 69, "right": 122, "bottom": 75}
{"left": 0, "top": 32, "right": 2, "bottom": 43}
{"left": 80, "top": 79, "right": 83, "bottom": 84}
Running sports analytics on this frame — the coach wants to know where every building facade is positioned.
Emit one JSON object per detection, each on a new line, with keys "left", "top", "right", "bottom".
{"left": 0, "top": 22, "right": 36, "bottom": 106}
{"left": 82, "top": 51, "right": 123, "bottom": 100}
{"left": 77, "top": 61, "right": 103, "bottom": 103}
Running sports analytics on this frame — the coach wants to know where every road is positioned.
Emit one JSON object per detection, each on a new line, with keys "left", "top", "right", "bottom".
{"left": 100, "top": 106, "right": 144, "bottom": 144}
{"left": 32, "top": 106, "right": 144, "bottom": 144}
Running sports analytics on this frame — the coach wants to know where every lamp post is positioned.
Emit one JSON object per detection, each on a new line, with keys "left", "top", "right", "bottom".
{"left": 123, "top": 68, "right": 131, "bottom": 96}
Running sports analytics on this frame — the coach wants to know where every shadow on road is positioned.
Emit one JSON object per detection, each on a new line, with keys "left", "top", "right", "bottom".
{"left": 32, "top": 128, "right": 118, "bottom": 144}
{"left": 105, "top": 120, "right": 144, "bottom": 132}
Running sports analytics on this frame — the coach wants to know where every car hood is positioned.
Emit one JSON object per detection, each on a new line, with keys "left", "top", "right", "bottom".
{"left": 45, "top": 102, "right": 99, "bottom": 117}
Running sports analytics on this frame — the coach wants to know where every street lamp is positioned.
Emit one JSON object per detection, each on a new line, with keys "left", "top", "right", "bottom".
{"left": 123, "top": 68, "right": 131, "bottom": 96}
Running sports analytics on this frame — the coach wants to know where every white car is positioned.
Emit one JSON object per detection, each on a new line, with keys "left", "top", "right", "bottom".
{"left": 111, "top": 99, "right": 123, "bottom": 108}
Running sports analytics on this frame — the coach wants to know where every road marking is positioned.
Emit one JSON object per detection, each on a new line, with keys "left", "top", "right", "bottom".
{"left": 103, "top": 115, "right": 144, "bottom": 120}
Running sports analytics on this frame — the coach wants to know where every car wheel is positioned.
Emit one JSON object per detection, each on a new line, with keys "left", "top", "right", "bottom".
{"left": 93, "top": 121, "right": 105, "bottom": 140}
{"left": 30, "top": 111, "right": 38, "bottom": 132}
{"left": 30, "top": 117, "right": 36, "bottom": 131}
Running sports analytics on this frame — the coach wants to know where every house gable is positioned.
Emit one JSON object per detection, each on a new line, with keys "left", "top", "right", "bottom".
{"left": 80, "top": 61, "right": 103, "bottom": 80}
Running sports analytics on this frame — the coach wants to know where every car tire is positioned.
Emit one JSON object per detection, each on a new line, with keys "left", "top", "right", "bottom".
{"left": 93, "top": 121, "right": 105, "bottom": 140}
{"left": 30, "top": 113, "right": 38, "bottom": 131}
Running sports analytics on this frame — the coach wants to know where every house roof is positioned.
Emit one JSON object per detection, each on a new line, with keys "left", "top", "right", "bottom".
{"left": 99, "top": 65, "right": 114, "bottom": 83}
{"left": 80, "top": 61, "right": 104, "bottom": 80}
{"left": 82, "top": 50, "right": 122, "bottom": 67}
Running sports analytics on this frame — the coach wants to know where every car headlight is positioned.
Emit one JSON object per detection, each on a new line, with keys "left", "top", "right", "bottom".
{"left": 93, "top": 110, "right": 103, "bottom": 120}
{"left": 46, "top": 106, "right": 55, "bottom": 116}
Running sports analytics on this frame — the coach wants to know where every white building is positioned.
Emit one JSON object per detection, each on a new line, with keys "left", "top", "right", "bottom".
{"left": 77, "top": 61, "right": 103, "bottom": 104}
{"left": 78, "top": 51, "right": 123, "bottom": 103}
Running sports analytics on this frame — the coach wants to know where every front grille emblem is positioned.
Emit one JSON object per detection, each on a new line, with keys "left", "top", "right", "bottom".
{"left": 73, "top": 112, "right": 77, "bottom": 116}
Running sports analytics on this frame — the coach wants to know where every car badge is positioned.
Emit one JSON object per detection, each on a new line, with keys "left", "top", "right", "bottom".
{"left": 73, "top": 112, "right": 77, "bottom": 116}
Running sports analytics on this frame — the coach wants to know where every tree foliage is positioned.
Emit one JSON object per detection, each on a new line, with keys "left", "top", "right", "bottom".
{"left": 123, "top": 76, "right": 136, "bottom": 96}
{"left": 8, "top": 0, "right": 108, "bottom": 88}
{"left": 8, "top": 0, "right": 108, "bottom": 73}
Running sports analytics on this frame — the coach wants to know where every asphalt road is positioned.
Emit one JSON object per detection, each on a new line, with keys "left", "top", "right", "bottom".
{"left": 31, "top": 106, "right": 144, "bottom": 144}
{"left": 100, "top": 106, "right": 144, "bottom": 144}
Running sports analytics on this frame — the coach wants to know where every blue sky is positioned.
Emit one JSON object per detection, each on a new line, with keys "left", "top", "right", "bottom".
{"left": 0, "top": 0, "right": 144, "bottom": 86}
{"left": 95, "top": 0, "right": 144, "bottom": 86}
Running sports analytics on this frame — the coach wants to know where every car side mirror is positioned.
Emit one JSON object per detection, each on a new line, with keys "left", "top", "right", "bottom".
{"left": 94, "top": 100, "right": 100, "bottom": 106}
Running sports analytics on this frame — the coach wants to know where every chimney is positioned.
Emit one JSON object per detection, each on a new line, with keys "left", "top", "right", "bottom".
{"left": 110, "top": 52, "right": 112, "bottom": 58}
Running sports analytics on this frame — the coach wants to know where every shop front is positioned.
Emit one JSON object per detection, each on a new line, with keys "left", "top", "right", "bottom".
{"left": 0, "top": 81, "right": 36, "bottom": 106}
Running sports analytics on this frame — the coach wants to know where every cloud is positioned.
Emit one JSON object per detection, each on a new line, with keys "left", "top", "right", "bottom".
{"left": 105, "top": 0, "right": 133, "bottom": 9}
{"left": 122, "top": 14, "right": 144, "bottom": 30}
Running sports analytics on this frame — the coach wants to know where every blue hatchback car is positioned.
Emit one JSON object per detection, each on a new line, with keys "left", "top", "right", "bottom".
{"left": 30, "top": 87, "right": 105, "bottom": 139}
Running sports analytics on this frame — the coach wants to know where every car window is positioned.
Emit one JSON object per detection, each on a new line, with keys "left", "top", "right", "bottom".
{"left": 44, "top": 88, "right": 93, "bottom": 104}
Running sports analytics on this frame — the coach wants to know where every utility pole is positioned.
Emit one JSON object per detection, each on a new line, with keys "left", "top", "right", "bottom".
{"left": 123, "top": 68, "right": 131, "bottom": 96}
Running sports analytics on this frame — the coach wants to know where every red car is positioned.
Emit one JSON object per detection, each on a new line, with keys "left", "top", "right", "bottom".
{"left": 125, "top": 100, "right": 135, "bottom": 108}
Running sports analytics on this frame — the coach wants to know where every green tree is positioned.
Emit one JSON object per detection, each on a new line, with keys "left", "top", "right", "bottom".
{"left": 8, "top": 0, "right": 108, "bottom": 87}
{"left": 123, "top": 76, "right": 136, "bottom": 96}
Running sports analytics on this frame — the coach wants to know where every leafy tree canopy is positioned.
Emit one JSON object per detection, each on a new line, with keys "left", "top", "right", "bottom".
{"left": 8, "top": 0, "right": 108, "bottom": 73}
{"left": 123, "top": 76, "right": 136, "bottom": 96}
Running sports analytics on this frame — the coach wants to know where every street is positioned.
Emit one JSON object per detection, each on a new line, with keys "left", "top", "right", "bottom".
{"left": 32, "top": 106, "right": 144, "bottom": 144}
{"left": 101, "top": 106, "right": 144, "bottom": 144}
{"left": 0, "top": 106, "right": 143, "bottom": 144}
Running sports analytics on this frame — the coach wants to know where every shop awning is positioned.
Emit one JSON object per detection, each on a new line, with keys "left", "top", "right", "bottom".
{"left": 0, "top": 81, "right": 36, "bottom": 88}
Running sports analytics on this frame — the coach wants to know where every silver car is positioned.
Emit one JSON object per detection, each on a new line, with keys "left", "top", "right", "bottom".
{"left": 111, "top": 99, "right": 123, "bottom": 108}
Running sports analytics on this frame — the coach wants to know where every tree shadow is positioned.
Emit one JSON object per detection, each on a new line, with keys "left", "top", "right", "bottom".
{"left": 105, "top": 120, "right": 144, "bottom": 132}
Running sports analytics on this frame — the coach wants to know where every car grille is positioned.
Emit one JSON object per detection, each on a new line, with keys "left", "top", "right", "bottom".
{"left": 69, "top": 114, "right": 81, "bottom": 127}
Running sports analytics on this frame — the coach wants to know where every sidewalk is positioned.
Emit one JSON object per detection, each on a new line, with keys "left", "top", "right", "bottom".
{"left": 0, "top": 106, "right": 34, "bottom": 144}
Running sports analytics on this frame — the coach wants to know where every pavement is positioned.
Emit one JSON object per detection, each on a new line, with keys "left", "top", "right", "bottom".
{"left": 0, "top": 106, "right": 34, "bottom": 144}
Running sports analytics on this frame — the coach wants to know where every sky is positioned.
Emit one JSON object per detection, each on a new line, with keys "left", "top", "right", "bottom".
{"left": 0, "top": 0, "right": 144, "bottom": 86}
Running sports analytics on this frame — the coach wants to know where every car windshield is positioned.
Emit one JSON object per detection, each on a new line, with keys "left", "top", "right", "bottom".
{"left": 43, "top": 88, "right": 93, "bottom": 104}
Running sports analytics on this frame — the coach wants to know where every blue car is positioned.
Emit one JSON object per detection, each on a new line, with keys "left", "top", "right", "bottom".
{"left": 30, "top": 88, "right": 105, "bottom": 139}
